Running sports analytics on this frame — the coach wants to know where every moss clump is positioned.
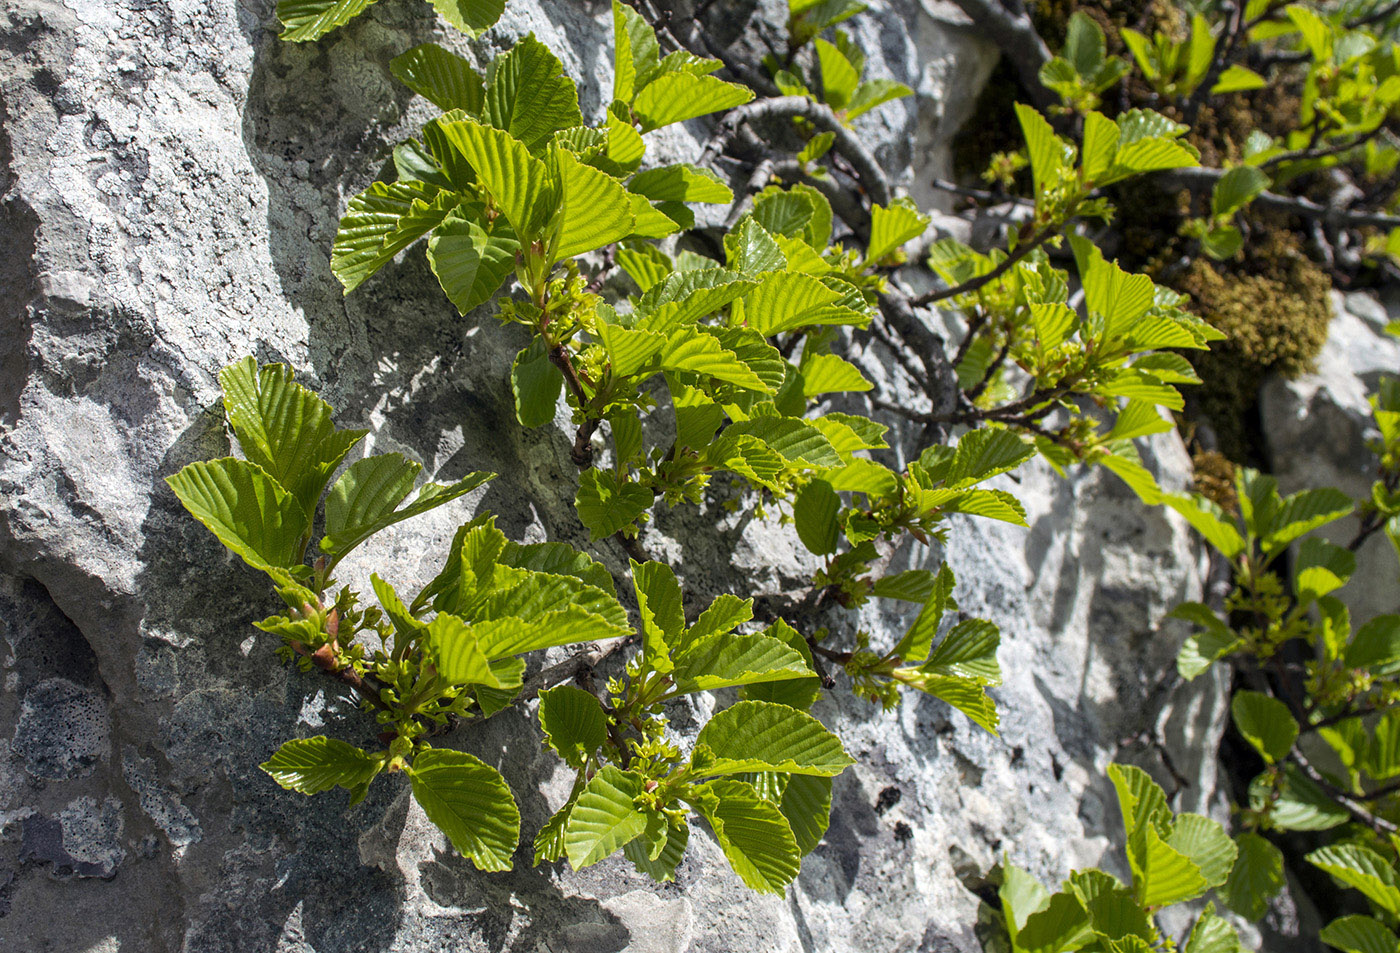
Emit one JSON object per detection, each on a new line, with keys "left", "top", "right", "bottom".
{"left": 1175, "top": 229, "right": 1332, "bottom": 462}
{"left": 1191, "top": 449, "right": 1238, "bottom": 513}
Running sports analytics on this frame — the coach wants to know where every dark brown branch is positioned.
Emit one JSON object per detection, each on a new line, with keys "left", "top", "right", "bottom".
{"left": 930, "top": 178, "right": 1034, "bottom": 208}
{"left": 1290, "top": 747, "right": 1400, "bottom": 835}
{"left": 701, "top": 96, "right": 891, "bottom": 206}
{"left": 1158, "top": 167, "right": 1400, "bottom": 230}
{"left": 911, "top": 223, "right": 1059, "bottom": 306}
{"left": 517, "top": 636, "right": 636, "bottom": 704}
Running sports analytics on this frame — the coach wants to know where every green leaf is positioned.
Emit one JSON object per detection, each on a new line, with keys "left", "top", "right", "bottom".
{"left": 538, "top": 685, "right": 609, "bottom": 768}
{"left": 1108, "top": 762, "right": 1171, "bottom": 847}
{"left": 892, "top": 671, "right": 999, "bottom": 733}
{"left": 1184, "top": 907, "right": 1244, "bottom": 953}
{"left": 722, "top": 417, "right": 841, "bottom": 467}
{"left": 332, "top": 181, "right": 460, "bottom": 293}
{"left": 167, "top": 458, "right": 310, "bottom": 573}
{"left": 407, "top": 748, "right": 520, "bottom": 871}
{"left": 1015, "top": 892, "right": 1093, "bottom": 953}
{"left": 924, "top": 618, "right": 1001, "bottom": 685}
{"left": 672, "top": 633, "right": 811, "bottom": 694}
{"left": 576, "top": 469, "right": 652, "bottom": 539}
{"left": 794, "top": 479, "right": 841, "bottom": 556}
{"left": 1016, "top": 102, "right": 1071, "bottom": 197}
{"left": 779, "top": 773, "right": 831, "bottom": 856}
{"left": 687, "top": 594, "right": 754, "bottom": 642}
{"left": 845, "top": 78, "right": 912, "bottom": 119}
{"left": 438, "top": 118, "right": 553, "bottom": 238}
{"left": 1070, "top": 236, "right": 1155, "bottom": 339}
{"left": 1139, "top": 825, "right": 1209, "bottom": 907}
{"left": 742, "top": 272, "right": 870, "bottom": 335}
{"left": 1231, "top": 691, "right": 1298, "bottom": 763}
{"left": 633, "top": 72, "right": 753, "bottom": 133}
{"left": 565, "top": 765, "right": 648, "bottom": 868}
{"left": 864, "top": 197, "right": 929, "bottom": 264}
{"left": 534, "top": 775, "right": 583, "bottom": 864}
{"left": 218, "top": 357, "right": 367, "bottom": 520}
{"left": 872, "top": 567, "right": 945, "bottom": 604}
{"left": 467, "top": 608, "right": 629, "bottom": 659}
{"left": 1211, "top": 63, "right": 1267, "bottom": 94}
{"left": 623, "top": 815, "right": 689, "bottom": 881}
{"left": 1319, "top": 916, "right": 1400, "bottom": 953}
{"left": 1167, "top": 813, "right": 1237, "bottom": 887}
{"left": 427, "top": 614, "right": 511, "bottom": 688}
{"left": 1000, "top": 863, "right": 1051, "bottom": 935}
{"left": 556, "top": 148, "right": 636, "bottom": 258}
{"left": 633, "top": 559, "right": 684, "bottom": 674}
{"left": 940, "top": 428, "right": 1036, "bottom": 488}
{"left": 511, "top": 337, "right": 564, "bottom": 428}
{"left": 427, "top": 209, "right": 520, "bottom": 314}
{"left": 629, "top": 164, "right": 733, "bottom": 204}
{"left": 276, "top": 0, "right": 377, "bottom": 41}
{"left": 320, "top": 458, "right": 492, "bottom": 560}
{"left": 725, "top": 218, "right": 787, "bottom": 274}
{"left": 1345, "top": 615, "right": 1400, "bottom": 673}
{"left": 610, "top": 0, "right": 660, "bottom": 104}
{"left": 1296, "top": 536, "right": 1357, "bottom": 601}
{"left": 390, "top": 44, "right": 485, "bottom": 113}
{"left": 1163, "top": 494, "right": 1245, "bottom": 558}
{"left": 692, "top": 778, "right": 800, "bottom": 894}
{"left": 814, "top": 38, "right": 859, "bottom": 108}
{"left": 800, "top": 353, "right": 872, "bottom": 397}
{"left": 1212, "top": 166, "right": 1270, "bottom": 218}
{"left": 260, "top": 737, "right": 381, "bottom": 795}
{"left": 1262, "top": 487, "right": 1354, "bottom": 554}
{"left": 658, "top": 331, "right": 768, "bottom": 391}
{"left": 1223, "top": 832, "right": 1285, "bottom": 921}
{"left": 739, "top": 619, "right": 823, "bottom": 711}
{"left": 425, "top": 0, "right": 504, "bottom": 36}
{"left": 1252, "top": 765, "right": 1349, "bottom": 831}
{"left": 693, "top": 701, "right": 853, "bottom": 777}
{"left": 1308, "top": 845, "right": 1400, "bottom": 917}
{"left": 483, "top": 35, "right": 583, "bottom": 152}
{"left": 597, "top": 322, "right": 666, "bottom": 377}
{"left": 1109, "top": 401, "right": 1174, "bottom": 442}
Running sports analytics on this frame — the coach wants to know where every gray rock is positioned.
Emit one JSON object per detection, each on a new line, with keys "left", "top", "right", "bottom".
{"left": 0, "top": 0, "right": 1227, "bottom": 950}
{"left": 1261, "top": 291, "right": 1400, "bottom": 622}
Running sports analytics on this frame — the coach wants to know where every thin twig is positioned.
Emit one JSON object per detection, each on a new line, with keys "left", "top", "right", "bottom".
{"left": 911, "top": 223, "right": 1059, "bottom": 306}
{"left": 701, "top": 96, "right": 891, "bottom": 206}
{"left": 1158, "top": 167, "right": 1400, "bottom": 230}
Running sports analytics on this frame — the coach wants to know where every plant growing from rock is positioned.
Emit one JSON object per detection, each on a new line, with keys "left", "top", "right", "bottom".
{"left": 166, "top": 0, "right": 1400, "bottom": 937}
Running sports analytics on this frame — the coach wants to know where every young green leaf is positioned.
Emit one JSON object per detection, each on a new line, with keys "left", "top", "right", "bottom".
{"left": 426, "top": 0, "right": 505, "bottom": 37}
{"left": 332, "top": 181, "right": 462, "bottom": 292}
{"left": 276, "top": 0, "right": 378, "bottom": 41}
{"left": 167, "top": 458, "right": 311, "bottom": 573}
{"left": 691, "top": 778, "right": 800, "bottom": 894}
{"left": 437, "top": 119, "right": 554, "bottom": 239}
{"left": 407, "top": 748, "right": 520, "bottom": 872}
{"left": 1231, "top": 691, "right": 1298, "bottom": 763}
{"left": 565, "top": 765, "right": 648, "bottom": 869}
{"left": 555, "top": 149, "right": 636, "bottom": 258}
{"left": 693, "top": 701, "right": 853, "bottom": 777}
{"left": 576, "top": 469, "right": 653, "bottom": 539}
{"left": 537, "top": 685, "right": 609, "bottom": 768}
{"left": 794, "top": 479, "right": 841, "bottom": 555}
{"left": 1223, "top": 832, "right": 1285, "bottom": 921}
{"left": 632, "top": 558, "right": 684, "bottom": 674}
{"left": 632, "top": 72, "right": 753, "bottom": 133}
{"left": 391, "top": 44, "right": 485, "bottom": 113}
{"left": 427, "top": 209, "right": 520, "bottom": 314}
{"left": 1318, "top": 916, "right": 1400, "bottom": 953}
{"left": 483, "top": 34, "right": 584, "bottom": 152}
{"left": 671, "top": 633, "right": 812, "bottom": 694}
{"left": 864, "top": 198, "right": 929, "bottom": 264}
{"left": 511, "top": 337, "right": 564, "bottom": 428}
{"left": 260, "top": 736, "right": 381, "bottom": 796}
{"left": 219, "top": 358, "right": 367, "bottom": 519}
{"left": 320, "top": 460, "right": 493, "bottom": 561}
{"left": 1308, "top": 845, "right": 1400, "bottom": 917}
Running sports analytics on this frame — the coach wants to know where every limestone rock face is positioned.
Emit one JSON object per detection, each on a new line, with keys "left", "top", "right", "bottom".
{"left": 1, "top": 1, "right": 1217, "bottom": 950}
{"left": 1261, "top": 291, "right": 1400, "bottom": 623}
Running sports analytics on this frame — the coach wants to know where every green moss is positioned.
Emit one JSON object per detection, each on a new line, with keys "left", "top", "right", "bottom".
{"left": 1176, "top": 230, "right": 1332, "bottom": 462}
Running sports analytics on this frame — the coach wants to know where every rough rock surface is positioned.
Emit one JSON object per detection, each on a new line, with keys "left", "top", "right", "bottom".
{"left": 1261, "top": 291, "right": 1400, "bottom": 623}
{"left": 0, "top": 1, "right": 1227, "bottom": 950}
